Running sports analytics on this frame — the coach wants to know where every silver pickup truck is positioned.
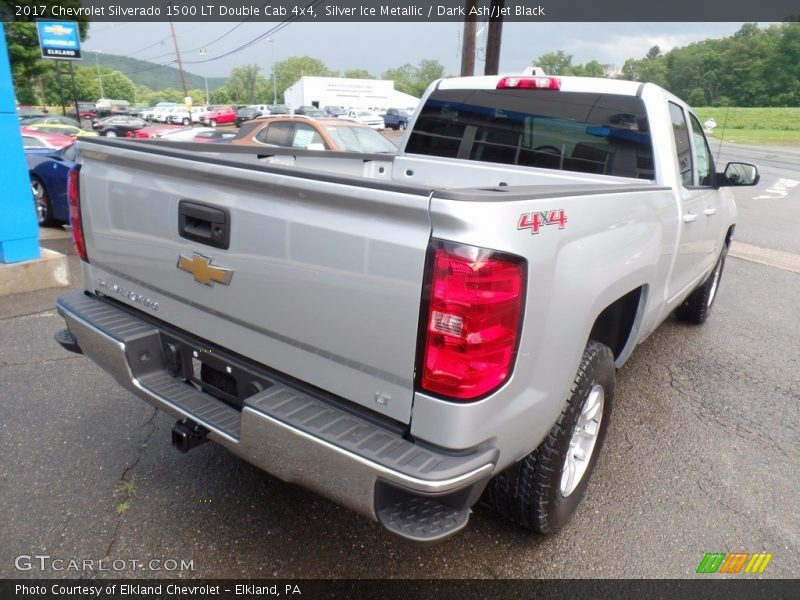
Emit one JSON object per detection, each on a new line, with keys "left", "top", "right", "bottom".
{"left": 55, "top": 72, "right": 759, "bottom": 543}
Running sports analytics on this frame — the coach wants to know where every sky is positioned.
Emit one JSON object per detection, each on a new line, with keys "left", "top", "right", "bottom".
{"left": 81, "top": 21, "right": 752, "bottom": 79}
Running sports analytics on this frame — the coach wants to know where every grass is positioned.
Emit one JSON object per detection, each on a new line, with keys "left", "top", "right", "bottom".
{"left": 120, "top": 478, "right": 137, "bottom": 496}
{"left": 694, "top": 107, "right": 800, "bottom": 146}
{"left": 115, "top": 500, "right": 130, "bottom": 515}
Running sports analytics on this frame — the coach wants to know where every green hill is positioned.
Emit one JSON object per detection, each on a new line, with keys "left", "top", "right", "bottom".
{"left": 85, "top": 51, "right": 226, "bottom": 93}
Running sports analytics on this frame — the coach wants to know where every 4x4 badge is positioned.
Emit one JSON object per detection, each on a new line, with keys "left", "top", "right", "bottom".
{"left": 177, "top": 252, "right": 233, "bottom": 287}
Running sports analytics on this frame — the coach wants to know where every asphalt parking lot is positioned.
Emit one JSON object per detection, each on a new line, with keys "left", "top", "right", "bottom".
{"left": 0, "top": 142, "right": 797, "bottom": 580}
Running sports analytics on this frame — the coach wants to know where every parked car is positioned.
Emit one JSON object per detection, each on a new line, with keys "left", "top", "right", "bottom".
{"left": 20, "top": 127, "right": 75, "bottom": 150}
{"left": 235, "top": 105, "right": 270, "bottom": 127}
{"left": 382, "top": 108, "right": 411, "bottom": 130}
{"left": 268, "top": 104, "right": 289, "bottom": 115}
{"left": 129, "top": 124, "right": 185, "bottom": 139}
{"left": 26, "top": 142, "right": 78, "bottom": 227}
{"left": 92, "top": 115, "right": 147, "bottom": 137}
{"left": 303, "top": 108, "right": 329, "bottom": 119}
{"left": 201, "top": 106, "right": 237, "bottom": 127}
{"left": 22, "top": 122, "right": 98, "bottom": 138}
{"left": 20, "top": 115, "right": 82, "bottom": 128}
{"left": 232, "top": 116, "right": 397, "bottom": 153}
{"left": 168, "top": 106, "right": 209, "bottom": 125}
{"left": 346, "top": 109, "right": 385, "bottom": 130}
{"left": 156, "top": 127, "right": 232, "bottom": 143}
{"left": 324, "top": 105, "right": 346, "bottom": 118}
{"left": 146, "top": 104, "right": 178, "bottom": 122}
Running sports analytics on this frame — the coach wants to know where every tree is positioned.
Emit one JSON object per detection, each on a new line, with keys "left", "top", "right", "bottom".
{"left": 382, "top": 59, "right": 445, "bottom": 97}
{"left": 535, "top": 50, "right": 575, "bottom": 75}
{"left": 344, "top": 69, "right": 374, "bottom": 79}
{"left": 226, "top": 64, "right": 261, "bottom": 104}
{"left": 271, "top": 56, "right": 337, "bottom": 103}
{"left": 381, "top": 64, "right": 417, "bottom": 96}
{"left": 209, "top": 86, "right": 232, "bottom": 104}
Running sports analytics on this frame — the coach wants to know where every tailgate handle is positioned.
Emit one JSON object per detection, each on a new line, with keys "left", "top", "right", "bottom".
{"left": 179, "top": 200, "right": 230, "bottom": 250}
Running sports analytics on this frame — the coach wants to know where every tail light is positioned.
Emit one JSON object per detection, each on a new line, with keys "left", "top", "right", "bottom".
{"left": 67, "top": 167, "right": 88, "bottom": 262}
{"left": 419, "top": 242, "right": 525, "bottom": 400}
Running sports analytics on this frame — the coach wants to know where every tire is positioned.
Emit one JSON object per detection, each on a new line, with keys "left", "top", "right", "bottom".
{"left": 182, "top": 118, "right": 190, "bottom": 126}
{"left": 674, "top": 246, "right": 727, "bottom": 325}
{"left": 104, "top": 130, "right": 117, "bottom": 137}
{"left": 31, "top": 177, "right": 60, "bottom": 227}
{"left": 400, "top": 122, "right": 407, "bottom": 130}
{"left": 391, "top": 124, "right": 399, "bottom": 130}
{"left": 482, "top": 340, "right": 615, "bottom": 534}
{"left": 209, "top": 119, "right": 217, "bottom": 128}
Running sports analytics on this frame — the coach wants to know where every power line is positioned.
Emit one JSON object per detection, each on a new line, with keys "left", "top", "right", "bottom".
{"left": 182, "top": 0, "right": 328, "bottom": 65}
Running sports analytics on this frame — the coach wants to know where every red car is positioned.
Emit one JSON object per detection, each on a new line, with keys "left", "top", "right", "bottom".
{"left": 20, "top": 126, "right": 75, "bottom": 149}
{"left": 200, "top": 106, "right": 236, "bottom": 127}
{"left": 128, "top": 124, "right": 185, "bottom": 139}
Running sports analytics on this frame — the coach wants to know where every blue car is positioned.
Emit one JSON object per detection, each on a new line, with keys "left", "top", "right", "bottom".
{"left": 26, "top": 143, "right": 78, "bottom": 227}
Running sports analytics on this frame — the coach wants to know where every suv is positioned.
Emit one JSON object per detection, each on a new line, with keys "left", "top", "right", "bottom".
{"left": 201, "top": 106, "right": 236, "bottom": 127}
{"left": 382, "top": 108, "right": 411, "bottom": 130}
{"left": 232, "top": 116, "right": 397, "bottom": 153}
{"left": 235, "top": 105, "right": 270, "bottom": 127}
{"left": 168, "top": 106, "right": 209, "bottom": 125}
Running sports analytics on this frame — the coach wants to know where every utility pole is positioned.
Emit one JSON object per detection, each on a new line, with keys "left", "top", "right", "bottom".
{"left": 460, "top": 0, "right": 478, "bottom": 76}
{"left": 94, "top": 51, "right": 104, "bottom": 98}
{"left": 168, "top": 17, "right": 189, "bottom": 100}
{"left": 484, "top": 0, "right": 505, "bottom": 76}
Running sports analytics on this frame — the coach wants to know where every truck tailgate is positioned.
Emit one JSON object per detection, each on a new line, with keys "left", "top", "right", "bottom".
{"left": 77, "top": 141, "right": 432, "bottom": 424}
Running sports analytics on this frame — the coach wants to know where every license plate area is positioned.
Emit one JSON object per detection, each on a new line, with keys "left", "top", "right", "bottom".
{"left": 160, "top": 333, "right": 274, "bottom": 410}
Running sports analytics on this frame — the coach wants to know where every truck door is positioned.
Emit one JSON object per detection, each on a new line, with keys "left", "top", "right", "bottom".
{"left": 667, "top": 102, "right": 719, "bottom": 301}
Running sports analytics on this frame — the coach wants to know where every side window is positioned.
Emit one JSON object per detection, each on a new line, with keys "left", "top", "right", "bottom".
{"left": 256, "top": 122, "right": 294, "bottom": 146}
{"left": 669, "top": 102, "right": 693, "bottom": 187}
{"left": 291, "top": 124, "right": 324, "bottom": 148}
{"left": 689, "top": 113, "right": 713, "bottom": 187}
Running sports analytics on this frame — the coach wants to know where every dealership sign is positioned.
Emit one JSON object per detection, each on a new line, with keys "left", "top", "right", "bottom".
{"left": 36, "top": 21, "right": 81, "bottom": 60}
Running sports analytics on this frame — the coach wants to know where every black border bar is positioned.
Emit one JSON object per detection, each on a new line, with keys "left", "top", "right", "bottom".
{"left": 2, "top": 0, "right": 799, "bottom": 22}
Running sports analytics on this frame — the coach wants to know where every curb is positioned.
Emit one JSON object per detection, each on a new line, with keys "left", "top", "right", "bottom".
{"left": 0, "top": 248, "right": 70, "bottom": 296}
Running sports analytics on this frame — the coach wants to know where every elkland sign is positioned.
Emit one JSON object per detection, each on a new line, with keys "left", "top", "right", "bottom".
{"left": 35, "top": 21, "right": 81, "bottom": 60}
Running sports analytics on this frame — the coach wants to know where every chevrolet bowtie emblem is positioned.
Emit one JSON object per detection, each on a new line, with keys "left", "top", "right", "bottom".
{"left": 177, "top": 253, "right": 233, "bottom": 286}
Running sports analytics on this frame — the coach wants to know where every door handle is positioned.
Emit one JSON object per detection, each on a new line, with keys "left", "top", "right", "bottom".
{"left": 179, "top": 200, "right": 230, "bottom": 249}
{"left": 703, "top": 208, "right": 718, "bottom": 216}
{"left": 683, "top": 213, "right": 698, "bottom": 223}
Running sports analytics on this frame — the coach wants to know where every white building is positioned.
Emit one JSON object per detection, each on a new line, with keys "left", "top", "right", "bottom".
{"left": 283, "top": 76, "right": 419, "bottom": 112}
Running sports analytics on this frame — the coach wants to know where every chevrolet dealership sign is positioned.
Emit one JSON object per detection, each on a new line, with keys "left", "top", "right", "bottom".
{"left": 36, "top": 21, "right": 81, "bottom": 60}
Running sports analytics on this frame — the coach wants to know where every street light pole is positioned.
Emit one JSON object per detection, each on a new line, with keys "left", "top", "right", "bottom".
{"left": 268, "top": 38, "right": 277, "bottom": 105}
{"left": 200, "top": 49, "right": 210, "bottom": 105}
{"left": 94, "top": 51, "right": 105, "bottom": 98}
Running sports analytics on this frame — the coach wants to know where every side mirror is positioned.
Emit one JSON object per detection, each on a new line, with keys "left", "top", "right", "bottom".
{"left": 718, "top": 162, "right": 760, "bottom": 187}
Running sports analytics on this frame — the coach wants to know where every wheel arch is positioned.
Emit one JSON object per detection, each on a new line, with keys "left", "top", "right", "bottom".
{"left": 588, "top": 284, "right": 648, "bottom": 368}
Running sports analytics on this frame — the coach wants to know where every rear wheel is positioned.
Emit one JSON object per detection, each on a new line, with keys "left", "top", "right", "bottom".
{"left": 675, "top": 246, "right": 727, "bottom": 325}
{"left": 104, "top": 130, "right": 117, "bottom": 137}
{"left": 483, "top": 340, "right": 615, "bottom": 534}
{"left": 182, "top": 118, "right": 190, "bottom": 126}
{"left": 31, "top": 177, "right": 60, "bottom": 227}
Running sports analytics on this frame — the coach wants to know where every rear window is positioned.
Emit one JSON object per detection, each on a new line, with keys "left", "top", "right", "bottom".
{"left": 406, "top": 89, "right": 654, "bottom": 179}
{"left": 325, "top": 126, "right": 397, "bottom": 153}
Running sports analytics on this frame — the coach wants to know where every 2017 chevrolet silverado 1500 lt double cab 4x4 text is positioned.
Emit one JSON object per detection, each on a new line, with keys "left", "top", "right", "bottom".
{"left": 55, "top": 71, "right": 759, "bottom": 543}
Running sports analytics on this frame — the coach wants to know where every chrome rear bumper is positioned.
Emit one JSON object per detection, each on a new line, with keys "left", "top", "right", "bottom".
{"left": 56, "top": 291, "right": 497, "bottom": 542}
